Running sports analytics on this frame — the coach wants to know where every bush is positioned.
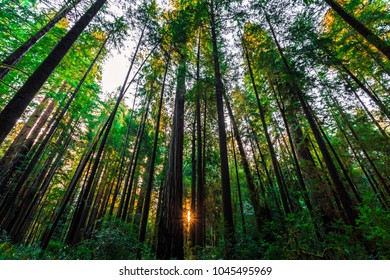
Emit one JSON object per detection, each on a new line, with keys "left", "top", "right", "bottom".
{"left": 357, "top": 204, "right": 390, "bottom": 259}
{"left": 76, "top": 217, "right": 141, "bottom": 260}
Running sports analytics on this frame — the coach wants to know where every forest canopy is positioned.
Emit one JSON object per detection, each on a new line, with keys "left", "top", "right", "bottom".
{"left": 0, "top": 0, "right": 389, "bottom": 260}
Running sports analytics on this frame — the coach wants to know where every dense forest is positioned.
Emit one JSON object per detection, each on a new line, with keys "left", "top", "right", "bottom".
{"left": 0, "top": 0, "right": 389, "bottom": 260}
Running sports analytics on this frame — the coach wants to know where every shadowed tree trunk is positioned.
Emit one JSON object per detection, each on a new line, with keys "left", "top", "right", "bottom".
{"left": 264, "top": 11, "right": 358, "bottom": 225}
{"left": 190, "top": 115, "right": 197, "bottom": 247}
{"left": 242, "top": 38, "right": 291, "bottom": 215}
{"left": 0, "top": 99, "right": 55, "bottom": 229}
{"left": 109, "top": 95, "right": 137, "bottom": 216}
{"left": 223, "top": 94, "right": 264, "bottom": 234}
{"left": 121, "top": 95, "right": 151, "bottom": 222}
{"left": 323, "top": 0, "right": 390, "bottom": 59}
{"left": 0, "top": 0, "right": 108, "bottom": 145}
{"left": 195, "top": 31, "right": 205, "bottom": 249}
{"left": 157, "top": 56, "right": 186, "bottom": 260}
{"left": 0, "top": 95, "right": 49, "bottom": 186}
{"left": 209, "top": 0, "right": 235, "bottom": 258}
{"left": 230, "top": 128, "right": 247, "bottom": 235}
{"left": 0, "top": 0, "right": 81, "bottom": 79}
{"left": 140, "top": 57, "right": 170, "bottom": 244}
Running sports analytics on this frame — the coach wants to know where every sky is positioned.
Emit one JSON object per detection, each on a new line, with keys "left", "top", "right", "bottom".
{"left": 101, "top": 48, "right": 130, "bottom": 94}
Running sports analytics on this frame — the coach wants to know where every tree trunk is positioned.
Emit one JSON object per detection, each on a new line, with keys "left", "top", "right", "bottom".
{"left": 230, "top": 129, "right": 247, "bottom": 235}
{"left": 109, "top": 95, "right": 137, "bottom": 216}
{"left": 121, "top": 96, "right": 151, "bottom": 222}
{"left": 324, "top": 0, "right": 390, "bottom": 59}
{"left": 157, "top": 56, "right": 186, "bottom": 260}
{"left": 0, "top": 96, "right": 49, "bottom": 186}
{"left": 0, "top": 0, "right": 81, "bottom": 79}
{"left": 0, "top": 99, "right": 55, "bottom": 228}
{"left": 195, "top": 32, "right": 205, "bottom": 249}
{"left": 39, "top": 117, "right": 109, "bottom": 249}
{"left": 139, "top": 58, "right": 169, "bottom": 244}
{"left": 224, "top": 94, "right": 264, "bottom": 234}
{"left": 209, "top": 1, "right": 235, "bottom": 258}
{"left": 0, "top": 0, "right": 108, "bottom": 145}
{"left": 11, "top": 121, "right": 75, "bottom": 243}
{"left": 242, "top": 39, "right": 291, "bottom": 215}
{"left": 264, "top": 12, "right": 358, "bottom": 225}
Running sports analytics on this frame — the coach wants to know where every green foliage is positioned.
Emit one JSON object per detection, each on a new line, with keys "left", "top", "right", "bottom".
{"left": 357, "top": 203, "right": 390, "bottom": 259}
{"left": 0, "top": 238, "right": 42, "bottom": 260}
{"left": 87, "top": 217, "right": 140, "bottom": 259}
{"left": 1, "top": 0, "right": 389, "bottom": 261}
{"left": 195, "top": 246, "right": 225, "bottom": 260}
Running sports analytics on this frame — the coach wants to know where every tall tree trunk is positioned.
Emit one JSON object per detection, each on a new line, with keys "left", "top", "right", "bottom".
{"left": 271, "top": 78, "right": 338, "bottom": 232}
{"left": 270, "top": 81, "right": 323, "bottom": 237}
{"left": 223, "top": 94, "right": 264, "bottom": 234}
{"left": 0, "top": 0, "right": 81, "bottom": 79}
{"left": 134, "top": 160, "right": 150, "bottom": 227}
{"left": 248, "top": 137, "right": 267, "bottom": 205}
{"left": 0, "top": 99, "right": 55, "bottom": 228}
{"left": 39, "top": 116, "right": 109, "bottom": 249}
{"left": 11, "top": 121, "right": 75, "bottom": 242}
{"left": 66, "top": 146, "right": 109, "bottom": 244}
{"left": 121, "top": 96, "right": 151, "bottom": 222}
{"left": 84, "top": 154, "right": 115, "bottom": 239}
{"left": 195, "top": 32, "right": 205, "bottom": 249}
{"left": 109, "top": 95, "right": 137, "bottom": 216}
{"left": 0, "top": 0, "right": 108, "bottom": 145}
{"left": 313, "top": 105, "right": 362, "bottom": 204}
{"left": 139, "top": 58, "right": 169, "bottom": 244}
{"left": 0, "top": 36, "right": 108, "bottom": 224}
{"left": 0, "top": 96, "right": 49, "bottom": 186}
{"left": 323, "top": 0, "right": 390, "bottom": 59}
{"left": 117, "top": 113, "right": 143, "bottom": 219}
{"left": 209, "top": 1, "right": 235, "bottom": 258}
{"left": 190, "top": 115, "right": 197, "bottom": 247}
{"left": 248, "top": 123, "right": 282, "bottom": 215}
{"left": 230, "top": 129, "right": 247, "bottom": 235}
{"left": 242, "top": 39, "right": 291, "bottom": 215}
{"left": 264, "top": 12, "right": 358, "bottom": 225}
{"left": 157, "top": 56, "right": 186, "bottom": 260}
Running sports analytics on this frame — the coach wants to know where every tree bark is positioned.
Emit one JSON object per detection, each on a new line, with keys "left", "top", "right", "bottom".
{"left": 195, "top": 32, "right": 205, "bottom": 249}
{"left": 264, "top": 12, "right": 358, "bottom": 225}
{"left": 224, "top": 94, "right": 264, "bottom": 233}
{"left": 0, "top": 0, "right": 81, "bottom": 79}
{"left": 156, "top": 57, "right": 186, "bottom": 260}
{"left": 324, "top": 0, "right": 390, "bottom": 59}
{"left": 242, "top": 38, "right": 291, "bottom": 215}
{"left": 139, "top": 58, "right": 170, "bottom": 244}
{"left": 0, "top": 0, "right": 108, "bottom": 145}
{"left": 209, "top": 1, "right": 235, "bottom": 258}
{"left": 230, "top": 129, "right": 247, "bottom": 235}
